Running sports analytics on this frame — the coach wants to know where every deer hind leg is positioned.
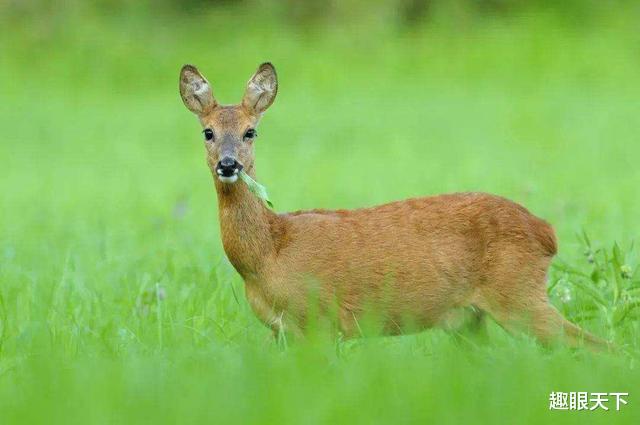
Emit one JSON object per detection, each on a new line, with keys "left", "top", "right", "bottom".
{"left": 475, "top": 257, "right": 610, "bottom": 351}
{"left": 487, "top": 298, "right": 610, "bottom": 351}
{"left": 536, "top": 305, "right": 611, "bottom": 351}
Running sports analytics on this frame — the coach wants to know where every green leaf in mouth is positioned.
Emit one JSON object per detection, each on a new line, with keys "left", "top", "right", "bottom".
{"left": 239, "top": 170, "right": 274, "bottom": 209}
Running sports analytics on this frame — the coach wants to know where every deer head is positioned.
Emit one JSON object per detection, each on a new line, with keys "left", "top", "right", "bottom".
{"left": 179, "top": 63, "right": 278, "bottom": 185}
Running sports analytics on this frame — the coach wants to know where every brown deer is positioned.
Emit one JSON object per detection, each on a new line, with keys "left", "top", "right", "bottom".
{"left": 179, "top": 62, "right": 607, "bottom": 350}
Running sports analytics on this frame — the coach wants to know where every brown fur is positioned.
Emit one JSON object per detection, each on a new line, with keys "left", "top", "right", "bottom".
{"left": 179, "top": 63, "right": 609, "bottom": 350}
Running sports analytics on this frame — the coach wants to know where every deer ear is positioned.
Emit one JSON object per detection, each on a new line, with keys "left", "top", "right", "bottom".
{"left": 242, "top": 63, "right": 278, "bottom": 115}
{"left": 179, "top": 65, "right": 217, "bottom": 115}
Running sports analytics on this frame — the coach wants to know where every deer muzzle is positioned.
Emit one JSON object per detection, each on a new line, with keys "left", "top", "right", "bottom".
{"left": 216, "top": 156, "right": 243, "bottom": 183}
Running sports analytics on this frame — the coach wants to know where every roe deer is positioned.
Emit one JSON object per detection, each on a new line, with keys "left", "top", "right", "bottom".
{"left": 179, "top": 62, "right": 608, "bottom": 350}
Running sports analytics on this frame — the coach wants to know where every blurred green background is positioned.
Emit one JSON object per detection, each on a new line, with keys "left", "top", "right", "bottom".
{"left": 1, "top": 1, "right": 639, "bottom": 424}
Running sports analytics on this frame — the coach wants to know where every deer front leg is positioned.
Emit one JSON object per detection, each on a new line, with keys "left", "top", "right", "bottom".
{"left": 245, "top": 282, "right": 304, "bottom": 343}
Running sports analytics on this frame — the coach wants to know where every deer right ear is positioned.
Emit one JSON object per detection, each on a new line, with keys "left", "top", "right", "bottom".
{"left": 179, "top": 65, "right": 217, "bottom": 115}
{"left": 242, "top": 63, "right": 278, "bottom": 115}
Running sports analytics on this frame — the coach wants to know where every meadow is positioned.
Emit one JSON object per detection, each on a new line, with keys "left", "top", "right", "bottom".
{"left": 1, "top": 2, "right": 639, "bottom": 423}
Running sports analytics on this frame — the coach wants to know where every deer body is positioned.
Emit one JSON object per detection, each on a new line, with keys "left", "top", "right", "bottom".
{"left": 219, "top": 180, "right": 555, "bottom": 337}
{"left": 180, "top": 63, "right": 607, "bottom": 349}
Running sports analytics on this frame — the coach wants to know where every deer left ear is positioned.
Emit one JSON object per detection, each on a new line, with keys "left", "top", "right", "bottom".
{"left": 242, "top": 62, "right": 278, "bottom": 115}
{"left": 179, "top": 64, "right": 217, "bottom": 115}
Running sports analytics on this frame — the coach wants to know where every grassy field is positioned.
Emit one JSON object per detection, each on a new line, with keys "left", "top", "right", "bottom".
{"left": 1, "top": 4, "right": 639, "bottom": 424}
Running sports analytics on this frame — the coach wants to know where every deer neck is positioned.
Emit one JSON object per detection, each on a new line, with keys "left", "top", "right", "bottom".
{"left": 214, "top": 169, "right": 277, "bottom": 278}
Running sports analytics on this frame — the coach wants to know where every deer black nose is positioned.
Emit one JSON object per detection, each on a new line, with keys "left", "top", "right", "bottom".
{"left": 216, "top": 157, "right": 242, "bottom": 177}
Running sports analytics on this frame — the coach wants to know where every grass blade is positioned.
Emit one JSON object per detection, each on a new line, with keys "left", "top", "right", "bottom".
{"left": 239, "top": 171, "right": 273, "bottom": 209}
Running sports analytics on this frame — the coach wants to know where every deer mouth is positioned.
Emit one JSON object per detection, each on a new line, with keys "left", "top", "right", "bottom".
{"left": 216, "top": 164, "right": 242, "bottom": 183}
{"left": 216, "top": 167, "right": 240, "bottom": 183}
{"left": 217, "top": 174, "right": 238, "bottom": 183}
{"left": 215, "top": 158, "right": 243, "bottom": 183}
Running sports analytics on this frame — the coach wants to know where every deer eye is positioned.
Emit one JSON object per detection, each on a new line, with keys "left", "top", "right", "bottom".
{"left": 244, "top": 128, "right": 257, "bottom": 140}
{"left": 203, "top": 128, "right": 214, "bottom": 141}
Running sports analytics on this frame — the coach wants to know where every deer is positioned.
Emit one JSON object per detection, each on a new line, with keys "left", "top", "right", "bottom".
{"left": 178, "top": 62, "right": 609, "bottom": 350}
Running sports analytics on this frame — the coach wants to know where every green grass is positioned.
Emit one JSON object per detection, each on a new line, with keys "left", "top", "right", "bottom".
{"left": 1, "top": 5, "right": 640, "bottom": 424}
